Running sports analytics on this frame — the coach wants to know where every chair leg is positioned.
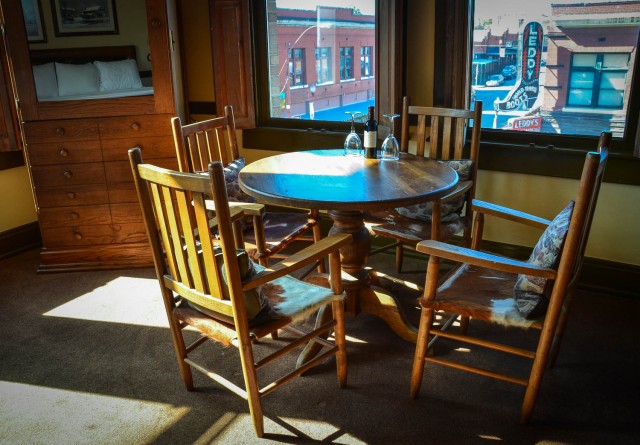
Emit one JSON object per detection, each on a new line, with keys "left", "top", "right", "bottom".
{"left": 312, "top": 211, "right": 326, "bottom": 273}
{"left": 410, "top": 306, "right": 435, "bottom": 399}
{"left": 548, "top": 294, "right": 574, "bottom": 368}
{"left": 236, "top": 332, "right": 264, "bottom": 437}
{"left": 459, "top": 315, "right": 470, "bottom": 335}
{"left": 168, "top": 313, "right": 194, "bottom": 390}
{"left": 332, "top": 300, "right": 348, "bottom": 388}
{"left": 395, "top": 242, "right": 404, "bottom": 273}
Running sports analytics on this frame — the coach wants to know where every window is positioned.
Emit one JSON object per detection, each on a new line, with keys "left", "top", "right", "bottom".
{"left": 361, "top": 46, "right": 373, "bottom": 77}
{"left": 315, "top": 47, "right": 332, "bottom": 84}
{"left": 568, "top": 53, "right": 629, "bottom": 109}
{"left": 247, "top": 0, "right": 403, "bottom": 148}
{"left": 462, "top": 0, "right": 640, "bottom": 154}
{"left": 288, "top": 48, "right": 306, "bottom": 86}
{"left": 255, "top": 1, "right": 378, "bottom": 125}
{"left": 340, "top": 46, "right": 355, "bottom": 81}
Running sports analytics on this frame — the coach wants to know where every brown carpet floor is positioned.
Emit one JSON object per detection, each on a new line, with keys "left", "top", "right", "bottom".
{"left": 1, "top": 248, "right": 639, "bottom": 444}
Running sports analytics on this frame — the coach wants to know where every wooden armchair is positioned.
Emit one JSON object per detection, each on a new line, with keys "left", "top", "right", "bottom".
{"left": 367, "top": 97, "right": 482, "bottom": 272}
{"left": 172, "top": 105, "right": 324, "bottom": 268}
{"left": 409, "top": 132, "right": 611, "bottom": 423}
{"left": 129, "top": 147, "right": 351, "bottom": 438}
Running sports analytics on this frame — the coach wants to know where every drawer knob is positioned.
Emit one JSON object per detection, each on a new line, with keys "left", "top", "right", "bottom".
{"left": 131, "top": 122, "right": 141, "bottom": 131}
{"left": 59, "top": 148, "right": 69, "bottom": 157}
{"left": 70, "top": 212, "right": 79, "bottom": 220}
{"left": 74, "top": 232, "right": 83, "bottom": 240}
{"left": 55, "top": 127, "right": 65, "bottom": 136}
{"left": 151, "top": 19, "right": 161, "bottom": 28}
{"left": 67, "top": 192, "right": 76, "bottom": 199}
{"left": 63, "top": 170, "right": 73, "bottom": 179}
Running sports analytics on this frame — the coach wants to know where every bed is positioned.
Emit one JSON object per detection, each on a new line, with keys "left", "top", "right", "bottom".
{"left": 29, "top": 45, "right": 154, "bottom": 102}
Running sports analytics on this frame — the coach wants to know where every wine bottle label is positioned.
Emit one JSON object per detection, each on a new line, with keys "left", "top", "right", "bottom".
{"left": 364, "top": 131, "right": 377, "bottom": 148}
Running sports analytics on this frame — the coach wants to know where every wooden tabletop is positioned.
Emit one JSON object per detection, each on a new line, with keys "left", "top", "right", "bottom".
{"left": 239, "top": 150, "right": 458, "bottom": 211}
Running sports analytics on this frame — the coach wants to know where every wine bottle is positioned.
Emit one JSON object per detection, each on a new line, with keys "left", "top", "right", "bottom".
{"left": 363, "top": 106, "right": 378, "bottom": 158}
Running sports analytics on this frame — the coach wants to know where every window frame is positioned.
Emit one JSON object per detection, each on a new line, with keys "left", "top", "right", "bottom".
{"left": 434, "top": 0, "right": 640, "bottom": 185}
{"left": 288, "top": 48, "right": 307, "bottom": 87}
{"left": 315, "top": 47, "right": 332, "bottom": 84}
{"left": 361, "top": 45, "right": 374, "bottom": 78}
{"left": 340, "top": 46, "right": 355, "bottom": 81}
{"left": 244, "top": 0, "right": 405, "bottom": 151}
{"left": 567, "top": 53, "right": 629, "bottom": 109}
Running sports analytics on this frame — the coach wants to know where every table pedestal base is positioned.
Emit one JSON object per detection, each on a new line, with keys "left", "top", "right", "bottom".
{"left": 297, "top": 210, "right": 422, "bottom": 367}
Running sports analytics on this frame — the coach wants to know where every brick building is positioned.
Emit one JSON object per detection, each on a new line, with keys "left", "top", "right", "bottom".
{"left": 542, "top": 1, "right": 640, "bottom": 135}
{"left": 268, "top": 5, "right": 375, "bottom": 118}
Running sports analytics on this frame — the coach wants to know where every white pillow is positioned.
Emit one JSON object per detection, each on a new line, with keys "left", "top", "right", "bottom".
{"left": 94, "top": 59, "right": 143, "bottom": 91}
{"left": 32, "top": 63, "right": 58, "bottom": 99}
{"left": 55, "top": 62, "right": 100, "bottom": 96}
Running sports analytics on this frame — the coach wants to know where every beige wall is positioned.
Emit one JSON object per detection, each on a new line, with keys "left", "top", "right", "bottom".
{"left": 0, "top": 166, "right": 36, "bottom": 232}
{"left": 476, "top": 171, "right": 640, "bottom": 264}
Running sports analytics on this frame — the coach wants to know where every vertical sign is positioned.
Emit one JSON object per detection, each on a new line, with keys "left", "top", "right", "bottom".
{"left": 495, "top": 22, "right": 543, "bottom": 112}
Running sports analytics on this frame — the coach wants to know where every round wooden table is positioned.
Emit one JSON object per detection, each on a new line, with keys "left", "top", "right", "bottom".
{"left": 239, "top": 149, "right": 458, "bottom": 343}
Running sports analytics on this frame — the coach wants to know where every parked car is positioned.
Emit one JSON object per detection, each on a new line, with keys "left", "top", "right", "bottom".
{"left": 485, "top": 74, "right": 504, "bottom": 87}
{"left": 501, "top": 65, "right": 517, "bottom": 80}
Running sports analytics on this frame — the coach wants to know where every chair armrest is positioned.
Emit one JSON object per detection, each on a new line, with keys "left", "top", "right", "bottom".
{"left": 243, "top": 233, "right": 353, "bottom": 289}
{"left": 416, "top": 239, "right": 557, "bottom": 280}
{"left": 206, "top": 199, "right": 266, "bottom": 216}
{"left": 472, "top": 199, "right": 551, "bottom": 230}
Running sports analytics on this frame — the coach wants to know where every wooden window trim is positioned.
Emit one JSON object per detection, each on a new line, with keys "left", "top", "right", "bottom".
{"left": 244, "top": 0, "right": 405, "bottom": 150}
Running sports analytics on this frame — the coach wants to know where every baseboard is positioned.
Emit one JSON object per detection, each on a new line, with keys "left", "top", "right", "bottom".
{"left": 0, "top": 222, "right": 42, "bottom": 261}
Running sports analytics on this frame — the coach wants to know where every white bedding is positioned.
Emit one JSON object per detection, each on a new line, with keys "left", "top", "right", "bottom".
{"left": 33, "top": 58, "right": 153, "bottom": 102}
{"left": 39, "top": 86, "right": 154, "bottom": 101}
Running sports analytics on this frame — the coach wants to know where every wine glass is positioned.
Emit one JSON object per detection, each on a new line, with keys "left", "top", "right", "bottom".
{"left": 344, "top": 111, "right": 363, "bottom": 156}
{"left": 379, "top": 114, "right": 400, "bottom": 161}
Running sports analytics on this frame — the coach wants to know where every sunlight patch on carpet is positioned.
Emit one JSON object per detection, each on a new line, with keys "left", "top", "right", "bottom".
{"left": 43, "top": 276, "right": 168, "bottom": 328}
{"left": 0, "top": 381, "right": 189, "bottom": 445}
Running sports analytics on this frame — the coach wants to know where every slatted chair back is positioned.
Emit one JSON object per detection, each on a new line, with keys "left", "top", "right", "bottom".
{"left": 172, "top": 105, "right": 239, "bottom": 173}
{"left": 399, "top": 96, "right": 482, "bottom": 197}
{"left": 130, "top": 146, "right": 242, "bottom": 322}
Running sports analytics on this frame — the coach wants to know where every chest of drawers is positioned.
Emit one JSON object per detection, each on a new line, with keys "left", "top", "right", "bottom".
{"left": 23, "top": 114, "right": 178, "bottom": 272}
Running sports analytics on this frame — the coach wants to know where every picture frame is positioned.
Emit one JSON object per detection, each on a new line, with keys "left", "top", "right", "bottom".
{"left": 51, "top": 0, "right": 119, "bottom": 37}
{"left": 22, "top": 0, "right": 47, "bottom": 43}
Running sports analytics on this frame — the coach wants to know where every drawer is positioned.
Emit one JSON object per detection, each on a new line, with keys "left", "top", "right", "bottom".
{"left": 111, "top": 202, "right": 143, "bottom": 225}
{"left": 40, "top": 224, "right": 115, "bottom": 247}
{"left": 107, "top": 181, "right": 139, "bottom": 203}
{"left": 23, "top": 119, "right": 99, "bottom": 143}
{"left": 112, "top": 222, "right": 149, "bottom": 244}
{"left": 39, "top": 205, "right": 112, "bottom": 228}
{"left": 31, "top": 163, "right": 106, "bottom": 188}
{"left": 104, "top": 157, "right": 178, "bottom": 184}
{"left": 35, "top": 184, "right": 109, "bottom": 208}
{"left": 98, "top": 114, "right": 173, "bottom": 139}
{"left": 27, "top": 141, "right": 103, "bottom": 165}
{"left": 101, "top": 135, "right": 176, "bottom": 162}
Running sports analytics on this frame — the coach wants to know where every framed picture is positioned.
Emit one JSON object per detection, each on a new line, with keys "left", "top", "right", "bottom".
{"left": 22, "top": 0, "right": 47, "bottom": 43}
{"left": 51, "top": 0, "right": 118, "bottom": 36}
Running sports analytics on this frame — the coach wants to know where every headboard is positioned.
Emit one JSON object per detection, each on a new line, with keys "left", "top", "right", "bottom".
{"left": 30, "top": 45, "right": 137, "bottom": 66}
